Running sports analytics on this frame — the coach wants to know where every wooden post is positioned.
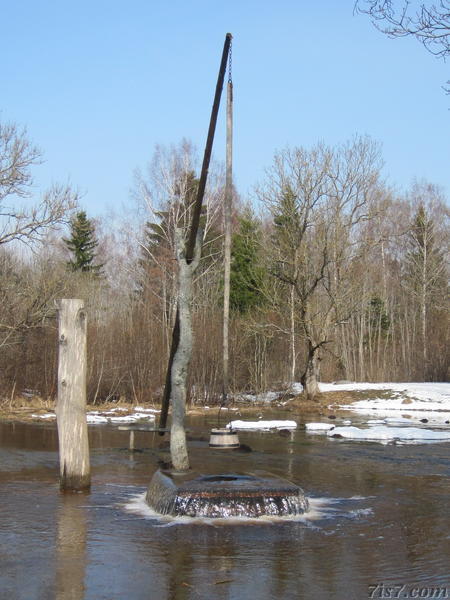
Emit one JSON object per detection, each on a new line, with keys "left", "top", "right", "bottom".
{"left": 222, "top": 77, "right": 233, "bottom": 408}
{"left": 56, "top": 299, "right": 91, "bottom": 491}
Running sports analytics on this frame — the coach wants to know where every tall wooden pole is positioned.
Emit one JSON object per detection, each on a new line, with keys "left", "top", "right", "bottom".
{"left": 222, "top": 76, "right": 233, "bottom": 407}
{"left": 158, "top": 33, "right": 232, "bottom": 433}
{"left": 56, "top": 299, "right": 91, "bottom": 491}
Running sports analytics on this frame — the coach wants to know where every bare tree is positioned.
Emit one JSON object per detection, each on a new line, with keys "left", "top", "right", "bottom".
{"left": 0, "top": 243, "right": 71, "bottom": 397}
{"left": 0, "top": 119, "right": 77, "bottom": 247}
{"left": 356, "top": 1, "right": 450, "bottom": 88}
{"left": 259, "top": 137, "right": 384, "bottom": 399}
{"left": 134, "top": 140, "right": 223, "bottom": 257}
{"left": 356, "top": 1, "right": 450, "bottom": 56}
{"left": 402, "top": 182, "right": 449, "bottom": 378}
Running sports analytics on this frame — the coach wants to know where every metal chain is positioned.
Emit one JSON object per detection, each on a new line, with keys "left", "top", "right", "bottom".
{"left": 228, "top": 40, "right": 232, "bottom": 83}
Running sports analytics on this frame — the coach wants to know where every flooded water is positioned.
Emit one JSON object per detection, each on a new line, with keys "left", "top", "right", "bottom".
{"left": 1, "top": 413, "right": 449, "bottom": 600}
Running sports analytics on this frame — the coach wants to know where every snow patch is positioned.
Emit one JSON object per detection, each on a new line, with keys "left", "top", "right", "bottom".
{"left": 31, "top": 408, "right": 157, "bottom": 424}
{"left": 227, "top": 420, "right": 297, "bottom": 431}
{"left": 305, "top": 422, "right": 336, "bottom": 432}
{"left": 328, "top": 425, "right": 450, "bottom": 444}
{"left": 31, "top": 413, "right": 55, "bottom": 420}
{"left": 321, "top": 382, "right": 450, "bottom": 414}
{"left": 86, "top": 414, "right": 109, "bottom": 424}
{"left": 233, "top": 391, "right": 284, "bottom": 404}
{"left": 87, "top": 411, "right": 156, "bottom": 424}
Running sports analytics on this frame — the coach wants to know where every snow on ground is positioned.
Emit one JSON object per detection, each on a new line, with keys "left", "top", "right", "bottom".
{"left": 31, "top": 413, "right": 55, "bottom": 419}
{"left": 232, "top": 391, "right": 285, "bottom": 404}
{"left": 321, "top": 382, "right": 450, "bottom": 414}
{"left": 327, "top": 425, "right": 450, "bottom": 444}
{"left": 32, "top": 406, "right": 159, "bottom": 424}
{"left": 134, "top": 406, "right": 160, "bottom": 414}
{"left": 227, "top": 420, "right": 297, "bottom": 431}
{"left": 305, "top": 422, "right": 336, "bottom": 431}
{"left": 231, "top": 382, "right": 450, "bottom": 414}
{"left": 305, "top": 420, "right": 450, "bottom": 444}
{"left": 87, "top": 406, "right": 158, "bottom": 424}
{"left": 304, "top": 382, "right": 450, "bottom": 444}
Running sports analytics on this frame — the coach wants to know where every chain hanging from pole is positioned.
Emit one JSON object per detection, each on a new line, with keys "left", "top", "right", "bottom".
{"left": 228, "top": 38, "right": 232, "bottom": 84}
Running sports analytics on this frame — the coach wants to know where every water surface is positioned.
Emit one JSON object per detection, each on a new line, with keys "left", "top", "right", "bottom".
{"left": 1, "top": 414, "right": 449, "bottom": 599}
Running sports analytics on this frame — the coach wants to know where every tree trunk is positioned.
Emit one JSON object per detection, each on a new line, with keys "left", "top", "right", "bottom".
{"left": 170, "top": 229, "right": 202, "bottom": 472}
{"left": 289, "top": 286, "right": 296, "bottom": 384}
{"left": 421, "top": 243, "right": 427, "bottom": 380}
{"left": 56, "top": 299, "right": 90, "bottom": 491}
{"left": 301, "top": 341, "right": 320, "bottom": 400}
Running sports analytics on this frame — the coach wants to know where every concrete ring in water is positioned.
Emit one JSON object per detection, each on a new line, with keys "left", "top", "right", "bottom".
{"left": 146, "top": 470, "right": 309, "bottom": 518}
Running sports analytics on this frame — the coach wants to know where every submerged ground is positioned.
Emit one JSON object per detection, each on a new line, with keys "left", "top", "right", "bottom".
{"left": 1, "top": 382, "right": 449, "bottom": 600}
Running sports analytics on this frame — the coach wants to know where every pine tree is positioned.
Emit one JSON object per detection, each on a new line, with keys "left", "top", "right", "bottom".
{"left": 64, "top": 211, "right": 103, "bottom": 274}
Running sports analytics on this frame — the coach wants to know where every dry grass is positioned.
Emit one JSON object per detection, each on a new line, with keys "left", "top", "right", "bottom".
{"left": 0, "top": 395, "right": 160, "bottom": 423}
{"left": 0, "top": 387, "right": 397, "bottom": 423}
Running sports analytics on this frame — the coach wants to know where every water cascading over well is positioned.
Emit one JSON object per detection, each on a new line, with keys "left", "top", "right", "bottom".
{"left": 146, "top": 470, "right": 309, "bottom": 518}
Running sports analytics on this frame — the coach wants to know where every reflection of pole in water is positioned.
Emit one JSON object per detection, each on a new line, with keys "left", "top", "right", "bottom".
{"left": 166, "top": 531, "right": 237, "bottom": 598}
{"left": 55, "top": 494, "right": 87, "bottom": 600}
{"left": 286, "top": 430, "right": 295, "bottom": 480}
{"left": 167, "top": 533, "right": 195, "bottom": 598}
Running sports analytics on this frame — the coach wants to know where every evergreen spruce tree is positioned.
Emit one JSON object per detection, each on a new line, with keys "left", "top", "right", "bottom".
{"left": 138, "top": 170, "right": 220, "bottom": 291}
{"left": 139, "top": 170, "right": 198, "bottom": 274}
{"left": 368, "top": 296, "right": 390, "bottom": 334}
{"left": 64, "top": 211, "right": 103, "bottom": 274}
{"left": 229, "top": 211, "right": 266, "bottom": 313}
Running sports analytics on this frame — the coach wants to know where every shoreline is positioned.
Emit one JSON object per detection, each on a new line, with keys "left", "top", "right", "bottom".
{"left": 0, "top": 389, "right": 415, "bottom": 424}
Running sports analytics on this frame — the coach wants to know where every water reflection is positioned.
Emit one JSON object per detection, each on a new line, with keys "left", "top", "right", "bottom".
{"left": 55, "top": 493, "right": 88, "bottom": 600}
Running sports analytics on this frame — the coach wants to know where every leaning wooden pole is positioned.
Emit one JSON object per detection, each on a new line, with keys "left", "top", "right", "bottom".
{"left": 222, "top": 73, "right": 233, "bottom": 409}
{"left": 158, "top": 33, "right": 232, "bottom": 433}
{"left": 56, "top": 299, "right": 91, "bottom": 491}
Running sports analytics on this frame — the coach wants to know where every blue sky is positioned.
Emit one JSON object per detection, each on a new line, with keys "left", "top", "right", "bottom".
{"left": 2, "top": 1, "right": 448, "bottom": 217}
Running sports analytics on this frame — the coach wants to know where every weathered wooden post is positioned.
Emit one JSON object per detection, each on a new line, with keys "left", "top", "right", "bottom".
{"left": 56, "top": 299, "right": 91, "bottom": 491}
{"left": 222, "top": 46, "right": 233, "bottom": 408}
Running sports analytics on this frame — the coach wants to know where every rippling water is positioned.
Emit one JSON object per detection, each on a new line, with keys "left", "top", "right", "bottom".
{"left": 1, "top": 414, "right": 449, "bottom": 600}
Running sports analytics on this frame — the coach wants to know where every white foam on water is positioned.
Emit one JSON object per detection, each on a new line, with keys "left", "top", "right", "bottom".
{"left": 122, "top": 492, "right": 372, "bottom": 526}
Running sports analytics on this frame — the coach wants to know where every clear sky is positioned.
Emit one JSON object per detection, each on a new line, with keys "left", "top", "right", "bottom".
{"left": 2, "top": 0, "right": 448, "bottom": 217}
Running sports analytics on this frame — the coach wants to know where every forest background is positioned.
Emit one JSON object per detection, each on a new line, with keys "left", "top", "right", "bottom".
{"left": 1, "top": 124, "right": 448, "bottom": 406}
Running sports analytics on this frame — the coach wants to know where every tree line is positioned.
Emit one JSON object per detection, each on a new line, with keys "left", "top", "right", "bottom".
{"left": 0, "top": 122, "right": 448, "bottom": 404}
